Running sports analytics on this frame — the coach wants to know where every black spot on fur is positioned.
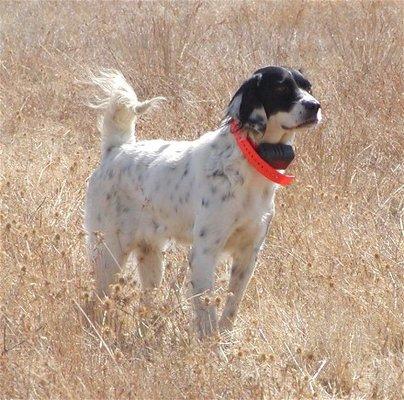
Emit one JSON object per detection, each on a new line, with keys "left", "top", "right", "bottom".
{"left": 106, "top": 193, "right": 111, "bottom": 200}
{"left": 235, "top": 171, "right": 245, "bottom": 185}
{"left": 201, "top": 198, "right": 209, "bottom": 208}
{"left": 219, "top": 145, "right": 232, "bottom": 157}
{"left": 199, "top": 228, "right": 207, "bottom": 237}
{"left": 152, "top": 220, "right": 159, "bottom": 231}
{"left": 212, "top": 170, "right": 224, "bottom": 177}
{"left": 182, "top": 161, "right": 190, "bottom": 178}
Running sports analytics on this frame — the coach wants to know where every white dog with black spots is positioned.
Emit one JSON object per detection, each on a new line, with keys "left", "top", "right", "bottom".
{"left": 85, "top": 67, "right": 321, "bottom": 336}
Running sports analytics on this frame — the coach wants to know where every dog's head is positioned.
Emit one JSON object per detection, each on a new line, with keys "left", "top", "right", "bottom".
{"left": 227, "top": 66, "right": 321, "bottom": 142}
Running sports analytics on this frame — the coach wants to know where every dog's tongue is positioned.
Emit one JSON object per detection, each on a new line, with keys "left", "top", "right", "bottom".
{"left": 256, "top": 143, "right": 295, "bottom": 170}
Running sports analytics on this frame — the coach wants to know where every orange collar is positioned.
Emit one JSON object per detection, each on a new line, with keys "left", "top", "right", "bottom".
{"left": 230, "top": 120, "right": 295, "bottom": 186}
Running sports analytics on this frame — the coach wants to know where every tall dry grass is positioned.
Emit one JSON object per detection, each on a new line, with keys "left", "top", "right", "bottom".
{"left": 0, "top": 1, "right": 403, "bottom": 398}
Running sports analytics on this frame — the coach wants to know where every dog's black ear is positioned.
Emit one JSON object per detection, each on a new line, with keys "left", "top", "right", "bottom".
{"left": 227, "top": 74, "right": 267, "bottom": 135}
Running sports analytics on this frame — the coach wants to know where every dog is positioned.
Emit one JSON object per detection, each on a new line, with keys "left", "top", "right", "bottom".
{"left": 84, "top": 66, "right": 321, "bottom": 336}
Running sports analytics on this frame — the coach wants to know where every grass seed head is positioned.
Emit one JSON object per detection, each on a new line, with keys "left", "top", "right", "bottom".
{"left": 103, "top": 298, "right": 113, "bottom": 311}
{"left": 203, "top": 296, "right": 211, "bottom": 306}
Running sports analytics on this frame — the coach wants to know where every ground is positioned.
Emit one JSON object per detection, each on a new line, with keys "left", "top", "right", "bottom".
{"left": 0, "top": 1, "right": 402, "bottom": 399}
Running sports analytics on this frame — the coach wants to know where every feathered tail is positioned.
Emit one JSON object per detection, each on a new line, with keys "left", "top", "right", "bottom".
{"left": 88, "top": 69, "right": 165, "bottom": 155}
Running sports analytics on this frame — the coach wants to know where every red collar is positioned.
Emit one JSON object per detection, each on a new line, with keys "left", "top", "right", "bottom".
{"left": 230, "top": 119, "right": 295, "bottom": 186}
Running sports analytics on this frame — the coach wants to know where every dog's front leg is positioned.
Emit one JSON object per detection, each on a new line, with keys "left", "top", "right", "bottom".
{"left": 190, "top": 242, "right": 220, "bottom": 337}
{"left": 190, "top": 212, "right": 234, "bottom": 337}
{"left": 219, "top": 236, "right": 265, "bottom": 333}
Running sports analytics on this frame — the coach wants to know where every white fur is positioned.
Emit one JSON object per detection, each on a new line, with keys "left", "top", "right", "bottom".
{"left": 87, "top": 70, "right": 165, "bottom": 155}
{"left": 85, "top": 72, "right": 292, "bottom": 336}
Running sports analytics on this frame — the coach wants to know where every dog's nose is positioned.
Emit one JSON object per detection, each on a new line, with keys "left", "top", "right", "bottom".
{"left": 303, "top": 100, "right": 320, "bottom": 113}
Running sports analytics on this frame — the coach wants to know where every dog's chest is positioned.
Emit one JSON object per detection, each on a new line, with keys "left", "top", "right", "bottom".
{"left": 236, "top": 162, "right": 277, "bottom": 218}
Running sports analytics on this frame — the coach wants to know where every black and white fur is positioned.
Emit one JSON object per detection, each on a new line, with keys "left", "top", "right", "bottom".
{"left": 85, "top": 67, "right": 321, "bottom": 336}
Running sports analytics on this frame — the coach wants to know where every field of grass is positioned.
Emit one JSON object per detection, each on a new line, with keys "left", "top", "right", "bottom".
{"left": 0, "top": 1, "right": 402, "bottom": 398}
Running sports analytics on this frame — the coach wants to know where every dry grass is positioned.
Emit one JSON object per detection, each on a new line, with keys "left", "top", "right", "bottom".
{"left": 0, "top": 1, "right": 403, "bottom": 398}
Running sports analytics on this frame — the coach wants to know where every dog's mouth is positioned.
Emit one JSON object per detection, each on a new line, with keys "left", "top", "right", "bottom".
{"left": 282, "top": 110, "right": 322, "bottom": 130}
{"left": 282, "top": 117, "right": 320, "bottom": 130}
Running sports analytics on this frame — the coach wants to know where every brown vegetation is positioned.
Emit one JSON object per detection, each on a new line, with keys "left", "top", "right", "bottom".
{"left": 0, "top": 1, "right": 402, "bottom": 398}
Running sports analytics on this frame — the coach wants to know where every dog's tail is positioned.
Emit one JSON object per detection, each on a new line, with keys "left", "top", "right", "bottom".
{"left": 88, "top": 70, "right": 165, "bottom": 155}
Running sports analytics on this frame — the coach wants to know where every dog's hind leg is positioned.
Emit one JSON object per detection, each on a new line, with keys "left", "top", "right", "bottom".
{"left": 88, "top": 232, "right": 129, "bottom": 298}
{"left": 134, "top": 240, "right": 164, "bottom": 336}
{"left": 135, "top": 240, "right": 164, "bottom": 290}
